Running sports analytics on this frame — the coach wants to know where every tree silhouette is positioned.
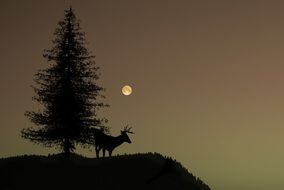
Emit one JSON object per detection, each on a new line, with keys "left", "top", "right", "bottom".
{"left": 21, "top": 7, "right": 108, "bottom": 156}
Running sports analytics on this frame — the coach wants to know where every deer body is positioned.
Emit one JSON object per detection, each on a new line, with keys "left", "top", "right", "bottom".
{"left": 94, "top": 126, "right": 134, "bottom": 158}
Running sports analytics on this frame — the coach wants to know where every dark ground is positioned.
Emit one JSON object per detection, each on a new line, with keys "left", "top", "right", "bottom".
{"left": 0, "top": 153, "right": 211, "bottom": 190}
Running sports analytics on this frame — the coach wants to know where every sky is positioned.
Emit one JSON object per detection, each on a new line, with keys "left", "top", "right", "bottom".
{"left": 1, "top": 1, "right": 284, "bottom": 190}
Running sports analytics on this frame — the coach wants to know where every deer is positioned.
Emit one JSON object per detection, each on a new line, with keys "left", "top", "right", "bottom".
{"left": 93, "top": 125, "right": 134, "bottom": 158}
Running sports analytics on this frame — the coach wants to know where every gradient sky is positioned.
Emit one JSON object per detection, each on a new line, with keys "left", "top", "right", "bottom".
{"left": 1, "top": 1, "right": 284, "bottom": 190}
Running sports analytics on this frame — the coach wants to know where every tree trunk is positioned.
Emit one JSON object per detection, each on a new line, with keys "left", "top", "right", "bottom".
{"left": 63, "top": 138, "right": 71, "bottom": 157}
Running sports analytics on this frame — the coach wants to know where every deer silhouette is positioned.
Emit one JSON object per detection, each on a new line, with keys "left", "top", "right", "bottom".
{"left": 94, "top": 125, "right": 134, "bottom": 158}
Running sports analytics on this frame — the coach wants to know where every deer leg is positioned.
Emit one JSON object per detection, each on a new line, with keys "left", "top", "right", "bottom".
{"left": 103, "top": 149, "right": 106, "bottom": 157}
{"left": 95, "top": 146, "right": 100, "bottom": 158}
{"left": 96, "top": 149, "right": 99, "bottom": 158}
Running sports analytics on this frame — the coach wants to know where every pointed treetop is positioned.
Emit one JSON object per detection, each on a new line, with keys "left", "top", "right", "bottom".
{"left": 65, "top": 5, "right": 75, "bottom": 17}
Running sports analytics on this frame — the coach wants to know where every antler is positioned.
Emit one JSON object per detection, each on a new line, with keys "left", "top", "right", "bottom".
{"left": 123, "top": 124, "right": 135, "bottom": 134}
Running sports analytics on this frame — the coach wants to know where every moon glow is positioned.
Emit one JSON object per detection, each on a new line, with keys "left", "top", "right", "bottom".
{"left": 122, "top": 85, "right": 132, "bottom": 96}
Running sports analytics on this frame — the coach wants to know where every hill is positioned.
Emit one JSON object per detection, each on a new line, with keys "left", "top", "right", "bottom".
{"left": 0, "top": 153, "right": 211, "bottom": 190}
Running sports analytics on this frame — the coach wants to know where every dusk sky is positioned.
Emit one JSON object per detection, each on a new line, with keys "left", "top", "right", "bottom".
{"left": 1, "top": 1, "right": 284, "bottom": 190}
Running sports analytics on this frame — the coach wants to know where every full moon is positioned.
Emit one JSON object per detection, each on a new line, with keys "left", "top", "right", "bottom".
{"left": 122, "top": 85, "right": 132, "bottom": 96}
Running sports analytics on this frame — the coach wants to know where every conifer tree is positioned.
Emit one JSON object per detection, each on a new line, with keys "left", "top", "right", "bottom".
{"left": 21, "top": 7, "right": 108, "bottom": 156}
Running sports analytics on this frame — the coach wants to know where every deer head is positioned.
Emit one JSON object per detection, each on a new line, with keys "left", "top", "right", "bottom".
{"left": 120, "top": 125, "right": 134, "bottom": 143}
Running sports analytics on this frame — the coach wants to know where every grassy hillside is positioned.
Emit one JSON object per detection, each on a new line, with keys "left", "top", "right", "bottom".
{"left": 0, "top": 153, "right": 211, "bottom": 190}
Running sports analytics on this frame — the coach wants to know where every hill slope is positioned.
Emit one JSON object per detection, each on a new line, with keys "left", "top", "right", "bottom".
{"left": 0, "top": 153, "right": 211, "bottom": 190}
